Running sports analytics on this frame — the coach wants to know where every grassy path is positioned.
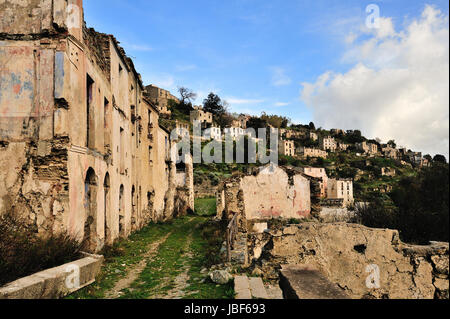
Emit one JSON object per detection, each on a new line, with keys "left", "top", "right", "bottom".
{"left": 68, "top": 215, "right": 233, "bottom": 299}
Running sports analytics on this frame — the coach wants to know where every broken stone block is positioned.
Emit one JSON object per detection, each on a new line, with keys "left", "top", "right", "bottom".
{"left": 209, "top": 270, "right": 232, "bottom": 285}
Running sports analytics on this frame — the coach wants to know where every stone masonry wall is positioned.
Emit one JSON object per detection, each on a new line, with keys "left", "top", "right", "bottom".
{"left": 249, "top": 222, "right": 449, "bottom": 299}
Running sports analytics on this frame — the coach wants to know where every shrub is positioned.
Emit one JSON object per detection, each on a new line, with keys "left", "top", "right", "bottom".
{"left": 0, "top": 212, "right": 82, "bottom": 286}
{"left": 353, "top": 163, "right": 449, "bottom": 244}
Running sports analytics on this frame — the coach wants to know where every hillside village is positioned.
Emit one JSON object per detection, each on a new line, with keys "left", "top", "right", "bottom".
{"left": 150, "top": 84, "right": 438, "bottom": 209}
{"left": 0, "top": 0, "right": 448, "bottom": 301}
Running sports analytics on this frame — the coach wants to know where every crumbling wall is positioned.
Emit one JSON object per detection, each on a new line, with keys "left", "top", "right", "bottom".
{"left": 0, "top": 0, "right": 83, "bottom": 41}
{"left": 217, "top": 165, "right": 311, "bottom": 223}
{"left": 0, "top": 138, "right": 69, "bottom": 235}
{"left": 195, "top": 178, "right": 218, "bottom": 198}
{"left": 251, "top": 223, "right": 449, "bottom": 299}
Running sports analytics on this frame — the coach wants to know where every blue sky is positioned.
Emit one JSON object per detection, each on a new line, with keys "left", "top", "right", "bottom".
{"left": 84, "top": 1, "right": 449, "bottom": 155}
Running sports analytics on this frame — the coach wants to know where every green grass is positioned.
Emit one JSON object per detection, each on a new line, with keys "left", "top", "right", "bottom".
{"left": 194, "top": 198, "right": 217, "bottom": 217}
{"left": 181, "top": 219, "right": 233, "bottom": 299}
{"left": 118, "top": 217, "right": 197, "bottom": 299}
{"left": 67, "top": 220, "right": 177, "bottom": 299}
{"left": 68, "top": 216, "right": 232, "bottom": 300}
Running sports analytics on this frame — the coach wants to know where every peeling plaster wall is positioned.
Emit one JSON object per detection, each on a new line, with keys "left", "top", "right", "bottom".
{"left": 240, "top": 166, "right": 311, "bottom": 220}
{"left": 0, "top": 0, "right": 183, "bottom": 253}
{"left": 0, "top": 139, "right": 69, "bottom": 236}
{"left": 216, "top": 165, "right": 312, "bottom": 234}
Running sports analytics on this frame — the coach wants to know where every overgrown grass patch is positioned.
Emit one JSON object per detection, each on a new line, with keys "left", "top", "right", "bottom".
{"left": 118, "top": 217, "right": 198, "bottom": 299}
{"left": 182, "top": 219, "right": 233, "bottom": 299}
{"left": 67, "top": 220, "right": 175, "bottom": 299}
{"left": 69, "top": 216, "right": 232, "bottom": 299}
{"left": 194, "top": 197, "right": 217, "bottom": 217}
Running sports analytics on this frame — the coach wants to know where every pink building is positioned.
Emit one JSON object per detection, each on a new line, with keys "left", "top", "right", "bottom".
{"left": 300, "top": 167, "right": 328, "bottom": 198}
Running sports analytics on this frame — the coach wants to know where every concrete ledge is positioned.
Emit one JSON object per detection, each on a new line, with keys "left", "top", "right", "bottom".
{"left": 279, "top": 265, "right": 350, "bottom": 299}
{"left": 0, "top": 254, "right": 103, "bottom": 299}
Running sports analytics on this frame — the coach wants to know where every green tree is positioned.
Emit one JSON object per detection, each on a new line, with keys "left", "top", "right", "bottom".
{"left": 433, "top": 154, "right": 447, "bottom": 164}
{"left": 387, "top": 140, "right": 397, "bottom": 148}
{"left": 203, "top": 93, "right": 226, "bottom": 116}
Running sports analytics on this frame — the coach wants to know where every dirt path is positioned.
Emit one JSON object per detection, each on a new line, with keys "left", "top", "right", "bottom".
{"left": 73, "top": 216, "right": 231, "bottom": 300}
{"left": 152, "top": 233, "right": 195, "bottom": 299}
{"left": 105, "top": 232, "right": 172, "bottom": 299}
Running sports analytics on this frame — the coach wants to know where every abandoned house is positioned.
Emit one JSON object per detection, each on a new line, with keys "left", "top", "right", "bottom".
{"left": 190, "top": 107, "right": 213, "bottom": 129}
{"left": 279, "top": 139, "right": 295, "bottom": 157}
{"left": 300, "top": 167, "right": 328, "bottom": 198}
{"left": 144, "top": 84, "right": 179, "bottom": 116}
{"left": 320, "top": 136, "right": 337, "bottom": 152}
{"left": 0, "top": 0, "right": 194, "bottom": 252}
{"left": 327, "top": 179, "right": 354, "bottom": 207}
{"left": 216, "top": 165, "right": 323, "bottom": 223}
{"left": 297, "top": 146, "right": 328, "bottom": 159}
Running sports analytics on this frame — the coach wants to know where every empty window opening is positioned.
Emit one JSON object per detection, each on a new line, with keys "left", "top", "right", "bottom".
{"left": 83, "top": 168, "right": 98, "bottom": 252}
{"left": 119, "top": 185, "right": 125, "bottom": 237}
{"left": 103, "top": 173, "right": 111, "bottom": 245}
{"left": 86, "top": 74, "right": 95, "bottom": 148}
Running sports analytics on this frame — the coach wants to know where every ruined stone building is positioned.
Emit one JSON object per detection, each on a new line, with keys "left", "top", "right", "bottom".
{"left": 300, "top": 167, "right": 328, "bottom": 198}
{"left": 190, "top": 107, "right": 213, "bottom": 128}
{"left": 285, "top": 130, "right": 306, "bottom": 139}
{"left": 279, "top": 139, "right": 295, "bottom": 157}
{"left": 320, "top": 136, "right": 337, "bottom": 152}
{"left": 297, "top": 147, "right": 328, "bottom": 159}
{"left": 327, "top": 179, "right": 354, "bottom": 207}
{"left": 381, "top": 145, "right": 399, "bottom": 160}
{"left": 216, "top": 165, "right": 313, "bottom": 223}
{"left": 0, "top": 0, "right": 193, "bottom": 252}
{"left": 356, "top": 141, "right": 378, "bottom": 155}
{"left": 144, "top": 84, "right": 179, "bottom": 116}
{"left": 231, "top": 115, "right": 250, "bottom": 129}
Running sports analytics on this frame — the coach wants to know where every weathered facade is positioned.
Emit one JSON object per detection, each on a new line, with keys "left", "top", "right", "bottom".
{"left": 190, "top": 107, "right": 213, "bottom": 128}
{"left": 320, "top": 136, "right": 337, "bottom": 152}
{"left": 144, "top": 84, "right": 179, "bottom": 116}
{"left": 300, "top": 167, "right": 328, "bottom": 198}
{"left": 298, "top": 147, "right": 328, "bottom": 159}
{"left": 216, "top": 165, "right": 312, "bottom": 222}
{"left": 327, "top": 179, "right": 354, "bottom": 207}
{"left": 0, "top": 0, "right": 193, "bottom": 252}
{"left": 279, "top": 139, "right": 295, "bottom": 157}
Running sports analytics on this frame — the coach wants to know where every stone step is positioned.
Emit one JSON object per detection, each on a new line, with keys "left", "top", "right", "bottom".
{"left": 234, "top": 275, "right": 273, "bottom": 299}
{"left": 279, "top": 264, "right": 350, "bottom": 299}
{"left": 234, "top": 275, "right": 251, "bottom": 299}
{"left": 249, "top": 277, "right": 269, "bottom": 299}
{"left": 265, "top": 284, "right": 284, "bottom": 300}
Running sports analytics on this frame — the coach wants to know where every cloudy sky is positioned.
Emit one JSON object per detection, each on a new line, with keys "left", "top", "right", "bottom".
{"left": 84, "top": 0, "right": 449, "bottom": 157}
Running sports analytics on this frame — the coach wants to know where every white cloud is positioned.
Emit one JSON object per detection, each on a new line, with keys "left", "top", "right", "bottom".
{"left": 270, "top": 67, "right": 292, "bottom": 87}
{"left": 301, "top": 5, "right": 449, "bottom": 157}
{"left": 274, "top": 102, "right": 289, "bottom": 107}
